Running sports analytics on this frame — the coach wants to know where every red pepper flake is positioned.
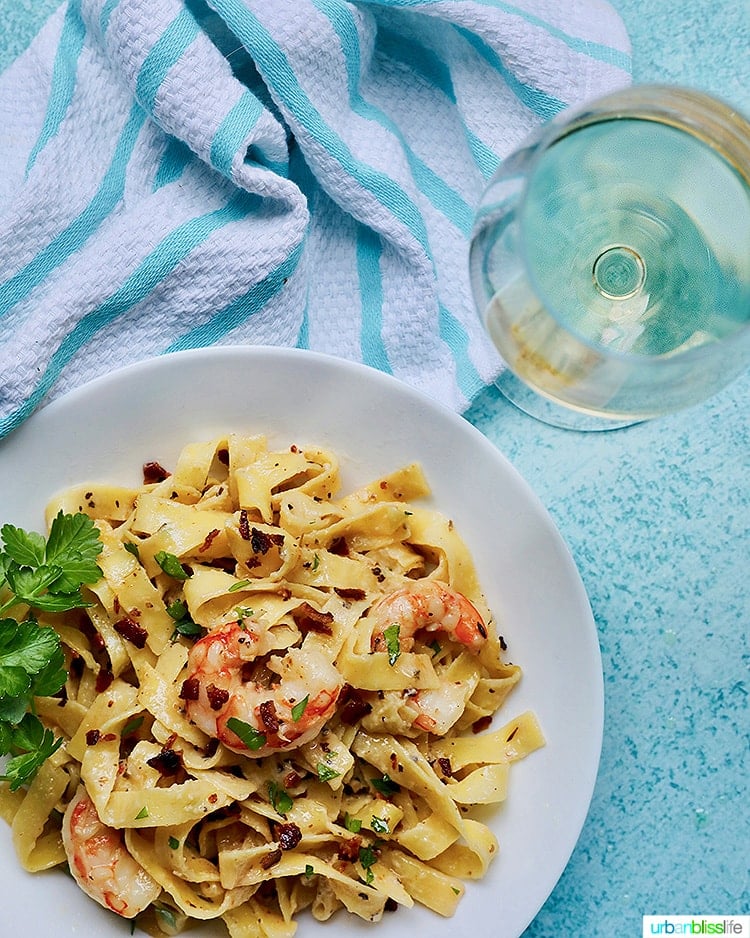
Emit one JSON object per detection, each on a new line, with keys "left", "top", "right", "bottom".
{"left": 472, "top": 715, "right": 493, "bottom": 734}
{"left": 208, "top": 793, "right": 218, "bottom": 804}
{"left": 199, "top": 529, "right": 220, "bottom": 552}
{"left": 379, "top": 481, "right": 388, "bottom": 490}
{"left": 207, "top": 683, "right": 230, "bottom": 711}
{"left": 292, "top": 602, "right": 334, "bottom": 636}
{"left": 239, "top": 509, "right": 251, "bottom": 541}
{"left": 86, "top": 729, "right": 101, "bottom": 746}
{"left": 260, "top": 848, "right": 283, "bottom": 870}
{"left": 179, "top": 677, "right": 200, "bottom": 701}
{"left": 259, "top": 699, "right": 280, "bottom": 733}
{"left": 277, "top": 822, "right": 302, "bottom": 851}
{"left": 95, "top": 669, "right": 114, "bottom": 693}
{"left": 143, "top": 461, "right": 170, "bottom": 484}
{"left": 217, "top": 448, "right": 229, "bottom": 466}
{"left": 114, "top": 616, "right": 148, "bottom": 649}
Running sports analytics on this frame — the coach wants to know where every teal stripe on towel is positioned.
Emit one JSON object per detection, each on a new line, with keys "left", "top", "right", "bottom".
{"left": 135, "top": 5, "right": 201, "bottom": 112}
{"left": 165, "top": 240, "right": 304, "bottom": 350}
{"left": 0, "top": 103, "right": 147, "bottom": 319}
{"left": 358, "top": 0, "right": 631, "bottom": 72}
{"left": 209, "top": 0, "right": 433, "bottom": 257}
{"left": 356, "top": 225, "right": 392, "bottom": 373}
{"left": 438, "top": 302, "right": 483, "bottom": 401}
{"left": 26, "top": 1, "right": 86, "bottom": 174}
{"left": 314, "top": 0, "right": 474, "bottom": 236}
{"left": 0, "top": 191, "right": 258, "bottom": 437}
{"left": 210, "top": 91, "right": 264, "bottom": 176}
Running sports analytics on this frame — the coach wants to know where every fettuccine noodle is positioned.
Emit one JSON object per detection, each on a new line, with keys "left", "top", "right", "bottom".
{"left": 0, "top": 435, "right": 543, "bottom": 936}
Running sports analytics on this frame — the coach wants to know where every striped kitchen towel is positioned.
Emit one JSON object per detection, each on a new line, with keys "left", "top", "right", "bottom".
{"left": 0, "top": 0, "right": 630, "bottom": 437}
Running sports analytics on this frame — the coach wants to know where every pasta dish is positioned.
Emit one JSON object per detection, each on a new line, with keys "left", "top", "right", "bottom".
{"left": 0, "top": 434, "right": 543, "bottom": 936}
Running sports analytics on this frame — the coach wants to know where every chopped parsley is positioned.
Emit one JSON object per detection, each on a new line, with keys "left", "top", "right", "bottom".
{"left": 154, "top": 551, "right": 189, "bottom": 581}
{"left": 226, "top": 717, "right": 266, "bottom": 751}
{"left": 317, "top": 762, "right": 340, "bottom": 782}
{"left": 268, "top": 780, "right": 294, "bottom": 817}
{"left": 382, "top": 623, "right": 401, "bottom": 666}
{"left": 291, "top": 695, "right": 309, "bottom": 722}
{"left": 370, "top": 773, "right": 400, "bottom": 797}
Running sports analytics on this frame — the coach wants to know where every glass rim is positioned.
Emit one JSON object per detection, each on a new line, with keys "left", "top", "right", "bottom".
{"left": 515, "top": 83, "right": 750, "bottom": 365}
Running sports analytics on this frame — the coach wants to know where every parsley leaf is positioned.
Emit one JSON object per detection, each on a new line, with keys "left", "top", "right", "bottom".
{"left": 0, "top": 512, "right": 103, "bottom": 789}
{"left": 226, "top": 717, "right": 266, "bottom": 751}
{"left": 154, "top": 551, "right": 189, "bottom": 581}
{"left": 317, "top": 762, "right": 340, "bottom": 782}
{"left": 268, "top": 780, "right": 294, "bottom": 816}
{"left": 370, "top": 773, "right": 400, "bottom": 797}
{"left": 382, "top": 623, "right": 401, "bottom": 666}
{"left": 291, "top": 695, "right": 309, "bottom": 722}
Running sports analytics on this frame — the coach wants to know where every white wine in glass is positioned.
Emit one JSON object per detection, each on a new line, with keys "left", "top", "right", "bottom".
{"left": 470, "top": 86, "right": 750, "bottom": 430}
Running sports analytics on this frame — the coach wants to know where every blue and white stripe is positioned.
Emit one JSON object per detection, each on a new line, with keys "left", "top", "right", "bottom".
{"left": 0, "top": 0, "right": 630, "bottom": 437}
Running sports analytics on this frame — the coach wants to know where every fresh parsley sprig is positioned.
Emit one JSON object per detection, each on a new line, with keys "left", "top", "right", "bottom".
{"left": 0, "top": 511, "right": 103, "bottom": 790}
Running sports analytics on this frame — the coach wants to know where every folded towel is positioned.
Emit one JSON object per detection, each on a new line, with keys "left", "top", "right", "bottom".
{"left": 0, "top": 0, "right": 630, "bottom": 437}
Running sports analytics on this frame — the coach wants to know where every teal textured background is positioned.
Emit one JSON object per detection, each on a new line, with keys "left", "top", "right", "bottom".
{"left": 0, "top": 2, "right": 748, "bottom": 936}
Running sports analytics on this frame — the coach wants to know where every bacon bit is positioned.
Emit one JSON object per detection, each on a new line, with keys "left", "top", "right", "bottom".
{"left": 251, "top": 527, "right": 284, "bottom": 555}
{"left": 336, "top": 836, "right": 362, "bottom": 862}
{"left": 329, "top": 537, "right": 349, "bottom": 556}
{"left": 292, "top": 602, "right": 334, "bottom": 636}
{"left": 260, "top": 848, "right": 283, "bottom": 870}
{"left": 259, "top": 699, "right": 280, "bottom": 733}
{"left": 113, "top": 596, "right": 121, "bottom": 614}
{"left": 239, "top": 510, "right": 251, "bottom": 541}
{"left": 199, "top": 529, "right": 220, "bottom": 552}
{"left": 207, "top": 684, "right": 230, "bottom": 711}
{"left": 333, "top": 586, "right": 366, "bottom": 601}
{"left": 277, "top": 823, "right": 302, "bottom": 851}
{"left": 86, "top": 729, "right": 101, "bottom": 746}
{"left": 114, "top": 616, "right": 148, "bottom": 649}
{"left": 95, "top": 669, "right": 114, "bottom": 693}
{"left": 437, "top": 757, "right": 453, "bottom": 778}
{"left": 143, "top": 461, "right": 170, "bottom": 484}
{"left": 179, "top": 676, "right": 200, "bottom": 701}
{"left": 146, "top": 747, "right": 183, "bottom": 777}
{"left": 284, "top": 770, "right": 302, "bottom": 789}
{"left": 217, "top": 448, "right": 229, "bottom": 466}
{"left": 338, "top": 685, "right": 372, "bottom": 726}
{"left": 472, "top": 715, "right": 493, "bottom": 734}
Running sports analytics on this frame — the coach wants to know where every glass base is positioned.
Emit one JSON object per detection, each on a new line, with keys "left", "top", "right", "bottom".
{"left": 495, "top": 368, "right": 641, "bottom": 432}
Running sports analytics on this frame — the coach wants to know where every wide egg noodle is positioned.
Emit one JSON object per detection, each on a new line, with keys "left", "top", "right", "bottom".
{"left": 1, "top": 435, "right": 544, "bottom": 935}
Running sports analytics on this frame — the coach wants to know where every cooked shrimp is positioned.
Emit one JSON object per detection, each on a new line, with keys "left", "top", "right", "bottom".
{"left": 182, "top": 621, "right": 344, "bottom": 757}
{"left": 369, "top": 581, "right": 489, "bottom": 734}
{"left": 369, "top": 579, "right": 488, "bottom": 655}
{"left": 62, "top": 785, "right": 160, "bottom": 919}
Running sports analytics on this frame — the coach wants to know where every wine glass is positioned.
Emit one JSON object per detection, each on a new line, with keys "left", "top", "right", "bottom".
{"left": 469, "top": 85, "right": 750, "bottom": 431}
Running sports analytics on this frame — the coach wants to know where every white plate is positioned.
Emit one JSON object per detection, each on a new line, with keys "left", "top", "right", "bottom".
{"left": 0, "top": 347, "right": 602, "bottom": 938}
